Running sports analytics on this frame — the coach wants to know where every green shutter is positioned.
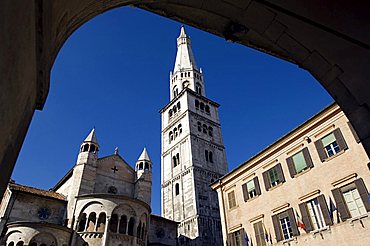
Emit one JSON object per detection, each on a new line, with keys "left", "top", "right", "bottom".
{"left": 354, "top": 178, "right": 370, "bottom": 212}
{"left": 314, "top": 139, "right": 326, "bottom": 161}
{"left": 287, "top": 208, "right": 299, "bottom": 236}
{"left": 286, "top": 156, "right": 296, "bottom": 178}
{"left": 262, "top": 171, "right": 271, "bottom": 191}
{"left": 298, "top": 202, "right": 313, "bottom": 232}
{"left": 254, "top": 177, "right": 261, "bottom": 196}
{"left": 276, "top": 163, "right": 285, "bottom": 183}
{"left": 242, "top": 183, "right": 249, "bottom": 202}
{"left": 317, "top": 194, "right": 333, "bottom": 226}
{"left": 302, "top": 147, "right": 314, "bottom": 168}
{"left": 272, "top": 214, "right": 282, "bottom": 242}
{"left": 332, "top": 188, "right": 351, "bottom": 221}
{"left": 333, "top": 128, "right": 348, "bottom": 151}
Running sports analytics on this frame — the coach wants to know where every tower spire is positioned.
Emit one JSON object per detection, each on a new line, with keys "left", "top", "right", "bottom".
{"left": 173, "top": 26, "right": 198, "bottom": 73}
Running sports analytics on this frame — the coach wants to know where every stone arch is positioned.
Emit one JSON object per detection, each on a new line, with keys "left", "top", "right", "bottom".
{"left": 5, "top": 230, "right": 23, "bottom": 246}
{"left": 1, "top": 0, "right": 370, "bottom": 210}
{"left": 77, "top": 201, "right": 105, "bottom": 231}
{"left": 29, "top": 232, "right": 58, "bottom": 246}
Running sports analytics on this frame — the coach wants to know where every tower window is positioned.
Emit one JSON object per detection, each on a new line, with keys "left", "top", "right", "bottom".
{"left": 169, "top": 131, "right": 173, "bottom": 143}
{"left": 90, "top": 144, "right": 96, "bottom": 152}
{"left": 179, "top": 124, "right": 182, "bottom": 134}
{"left": 205, "top": 150, "right": 209, "bottom": 162}
{"left": 195, "top": 100, "right": 200, "bottom": 109}
{"left": 169, "top": 109, "right": 173, "bottom": 118}
{"left": 196, "top": 83, "right": 202, "bottom": 95}
{"left": 173, "top": 105, "right": 177, "bottom": 113}
{"left": 203, "top": 124, "right": 208, "bottom": 133}
{"left": 175, "top": 183, "right": 180, "bottom": 195}
{"left": 174, "top": 127, "right": 178, "bottom": 137}
{"left": 144, "top": 162, "right": 149, "bottom": 170}
{"left": 173, "top": 86, "right": 179, "bottom": 97}
{"left": 139, "top": 162, "right": 143, "bottom": 170}
{"left": 181, "top": 73, "right": 183, "bottom": 78}
{"left": 173, "top": 156, "right": 177, "bottom": 167}
{"left": 200, "top": 102, "right": 205, "bottom": 111}
{"left": 208, "top": 127, "right": 213, "bottom": 137}
{"left": 209, "top": 152, "right": 213, "bottom": 163}
{"left": 197, "top": 122, "right": 202, "bottom": 132}
{"left": 177, "top": 102, "right": 181, "bottom": 109}
{"left": 205, "top": 105, "right": 210, "bottom": 114}
{"left": 83, "top": 144, "right": 89, "bottom": 152}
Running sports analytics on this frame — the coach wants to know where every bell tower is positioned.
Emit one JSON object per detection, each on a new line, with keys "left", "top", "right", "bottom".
{"left": 161, "top": 26, "right": 228, "bottom": 245}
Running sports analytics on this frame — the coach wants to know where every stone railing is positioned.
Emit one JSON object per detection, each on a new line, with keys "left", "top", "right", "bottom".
{"left": 77, "top": 231, "right": 104, "bottom": 239}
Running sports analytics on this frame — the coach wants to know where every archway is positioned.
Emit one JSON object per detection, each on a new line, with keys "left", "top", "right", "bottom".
{"left": 0, "top": 0, "right": 369, "bottom": 202}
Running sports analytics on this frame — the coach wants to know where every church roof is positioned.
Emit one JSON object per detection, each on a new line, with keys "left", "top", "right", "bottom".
{"left": 84, "top": 128, "right": 98, "bottom": 144}
{"left": 9, "top": 183, "right": 66, "bottom": 201}
{"left": 173, "top": 26, "right": 198, "bottom": 73}
{"left": 138, "top": 148, "right": 151, "bottom": 161}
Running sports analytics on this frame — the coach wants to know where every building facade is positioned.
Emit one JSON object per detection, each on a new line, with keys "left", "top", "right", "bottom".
{"left": 211, "top": 103, "right": 370, "bottom": 246}
{"left": 160, "top": 27, "right": 228, "bottom": 245}
{"left": 0, "top": 129, "right": 157, "bottom": 246}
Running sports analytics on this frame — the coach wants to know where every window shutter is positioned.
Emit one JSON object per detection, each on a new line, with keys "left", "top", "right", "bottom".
{"left": 253, "top": 222, "right": 261, "bottom": 246}
{"left": 272, "top": 214, "right": 282, "bottom": 242}
{"left": 254, "top": 177, "right": 261, "bottom": 196}
{"left": 287, "top": 208, "right": 299, "bottom": 236}
{"left": 276, "top": 163, "right": 285, "bottom": 183}
{"left": 227, "top": 233, "right": 232, "bottom": 246}
{"left": 317, "top": 194, "right": 333, "bottom": 226}
{"left": 239, "top": 228, "right": 246, "bottom": 245}
{"left": 262, "top": 171, "right": 271, "bottom": 191}
{"left": 354, "top": 178, "right": 370, "bottom": 212}
{"left": 347, "top": 122, "right": 361, "bottom": 143}
{"left": 302, "top": 147, "right": 314, "bottom": 168}
{"left": 314, "top": 139, "right": 326, "bottom": 162}
{"left": 332, "top": 188, "right": 351, "bottom": 221}
{"left": 298, "top": 202, "right": 313, "bottom": 232}
{"left": 242, "top": 183, "right": 249, "bottom": 202}
{"left": 333, "top": 128, "right": 348, "bottom": 151}
{"left": 286, "top": 156, "right": 296, "bottom": 178}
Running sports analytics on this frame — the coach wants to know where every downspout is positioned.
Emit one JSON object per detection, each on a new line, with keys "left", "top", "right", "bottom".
{"left": 219, "top": 180, "right": 228, "bottom": 246}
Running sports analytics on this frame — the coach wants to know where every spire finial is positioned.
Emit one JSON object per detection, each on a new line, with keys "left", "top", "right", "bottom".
{"left": 114, "top": 147, "right": 119, "bottom": 155}
{"left": 84, "top": 128, "right": 98, "bottom": 144}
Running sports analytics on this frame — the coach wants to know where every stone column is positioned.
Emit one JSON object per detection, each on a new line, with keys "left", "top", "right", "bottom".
{"left": 102, "top": 216, "right": 110, "bottom": 246}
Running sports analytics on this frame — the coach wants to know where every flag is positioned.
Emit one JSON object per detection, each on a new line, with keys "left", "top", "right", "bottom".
{"left": 262, "top": 223, "right": 269, "bottom": 242}
{"left": 245, "top": 232, "right": 249, "bottom": 246}
{"left": 295, "top": 209, "right": 305, "bottom": 231}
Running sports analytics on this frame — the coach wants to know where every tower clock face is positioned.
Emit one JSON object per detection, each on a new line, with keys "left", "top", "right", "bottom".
{"left": 38, "top": 207, "right": 50, "bottom": 220}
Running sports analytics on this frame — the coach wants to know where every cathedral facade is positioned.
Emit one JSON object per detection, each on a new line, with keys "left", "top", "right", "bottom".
{"left": 160, "top": 27, "right": 228, "bottom": 245}
{"left": 0, "top": 129, "right": 157, "bottom": 246}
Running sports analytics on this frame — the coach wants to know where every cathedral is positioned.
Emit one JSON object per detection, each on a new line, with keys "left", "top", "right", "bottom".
{"left": 160, "top": 26, "right": 228, "bottom": 245}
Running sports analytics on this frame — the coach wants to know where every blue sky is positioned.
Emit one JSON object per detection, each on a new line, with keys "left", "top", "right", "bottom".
{"left": 12, "top": 7, "right": 332, "bottom": 215}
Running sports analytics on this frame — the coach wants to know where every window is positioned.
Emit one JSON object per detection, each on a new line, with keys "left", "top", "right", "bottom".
{"left": 262, "top": 164, "right": 285, "bottom": 190}
{"left": 203, "top": 124, "right": 207, "bottom": 133}
{"left": 173, "top": 105, "right": 177, "bottom": 114}
{"left": 205, "top": 150, "right": 209, "bottom": 162}
{"left": 228, "top": 190, "right": 236, "bottom": 209}
{"left": 128, "top": 217, "right": 135, "bottom": 236}
{"left": 169, "top": 131, "right": 173, "bottom": 143}
{"left": 208, "top": 126, "right": 213, "bottom": 137}
{"left": 272, "top": 208, "right": 298, "bottom": 242}
{"left": 178, "top": 124, "right": 182, "bottom": 134}
{"left": 209, "top": 152, "right": 213, "bottom": 163}
{"left": 200, "top": 102, "right": 205, "bottom": 111}
{"left": 286, "top": 147, "right": 313, "bottom": 177}
{"left": 175, "top": 183, "right": 180, "bottom": 196}
{"left": 253, "top": 221, "right": 266, "bottom": 246}
{"left": 177, "top": 102, "right": 181, "bottom": 109}
{"left": 173, "top": 86, "right": 179, "bottom": 97}
{"left": 228, "top": 229, "right": 244, "bottom": 246}
{"left": 109, "top": 214, "right": 118, "bottom": 233}
{"left": 174, "top": 127, "right": 178, "bottom": 137}
{"left": 196, "top": 83, "right": 202, "bottom": 95}
{"left": 173, "top": 156, "right": 177, "bottom": 167}
{"left": 315, "top": 129, "right": 348, "bottom": 161}
{"left": 195, "top": 100, "right": 199, "bottom": 109}
{"left": 332, "top": 178, "right": 370, "bottom": 220}
{"left": 169, "top": 109, "right": 173, "bottom": 118}
{"left": 205, "top": 105, "right": 210, "bottom": 113}
{"left": 119, "top": 215, "right": 127, "bottom": 234}
{"left": 197, "top": 122, "right": 202, "bottom": 131}
{"left": 242, "top": 177, "right": 261, "bottom": 201}
{"left": 299, "top": 195, "right": 332, "bottom": 232}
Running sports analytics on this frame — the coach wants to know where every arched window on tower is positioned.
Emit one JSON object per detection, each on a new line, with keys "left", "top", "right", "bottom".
{"left": 173, "top": 156, "right": 177, "bottom": 167}
{"left": 119, "top": 215, "right": 127, "bottom": 234}
{"left": 173, "top": 105, "right": 177, "bottom": 114}
{"left": 197, "top": 122, "right": 202, "bottom": 132}
{"left": 137, "top": 221, "right": 142, "bottom": 239}
{"left": 138, "top": 162, "right": 143, "bottom": 170}
{"left": 200, "top": 102, "right": 205, "bottom": 111}
{"left": 176, "top": 153, "right": 180, "bottom": 165}
{"left": 109, "top": 214, "right": 118, "bottom": 233}
{"left": 205, "top": 105, "right": 210, "bottom": 114}
{"left": 177, "top": 102, "right": 181, "bottom": 110}
{"left": 128, "top": 217, "right": 135, "bottom": 236}
{"left": 83, "top": 144, "right": 89, "bottom": 152}
{"left": 144, "top": 162, "right": 149, "bottom": 170}
{"left": 90, "top": 144, "right": 96, "bottom": 153}
{"left": 203, "top": 124, "right": 208, "bottom": 134}
{"left": 196, "top": 83, "right": 202, "bottom": 95}
{"left": 173, "top": 86, "right": 179, "bottom": 97}
{"left": 209, "top": 152, "right": 214, "bottom": 163}
{"left": 205, "top": 150, "right": 209, "bottom": 162}
{"left": 169, "top": 109, "right": 173, "bottom": 118}
{"left": 169, "top": 131, "right": 173, "bottom": 143}
{"left": 178, "top": 124, "right": 182, "bottom": 134}
{"left": 175, "top": 183, "right": 180, "bottom": 196}
{"left": 174, "top": 128, "right": 178, "bottom": 138}
{"left": 208, "top": 127, "right": 213, "bottom": 137}
{"left": 16, "top": 242, "right": 24, "bottom": 246}
{"left": 195, "top": 100, "right": 199, "bottom": 109}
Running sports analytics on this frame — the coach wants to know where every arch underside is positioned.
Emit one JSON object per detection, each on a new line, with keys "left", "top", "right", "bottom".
{"left": 0, "top": 0, "right": 369, "bottom": 202}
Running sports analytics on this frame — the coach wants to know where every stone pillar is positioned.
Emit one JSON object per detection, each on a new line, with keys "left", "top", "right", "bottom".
{"left": 102, "top": 216, "right": 110, "bottom": 246}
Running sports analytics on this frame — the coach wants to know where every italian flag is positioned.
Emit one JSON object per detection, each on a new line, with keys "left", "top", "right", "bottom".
{"left": 295, "top": 209, "right": 305, "bottom": 231}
